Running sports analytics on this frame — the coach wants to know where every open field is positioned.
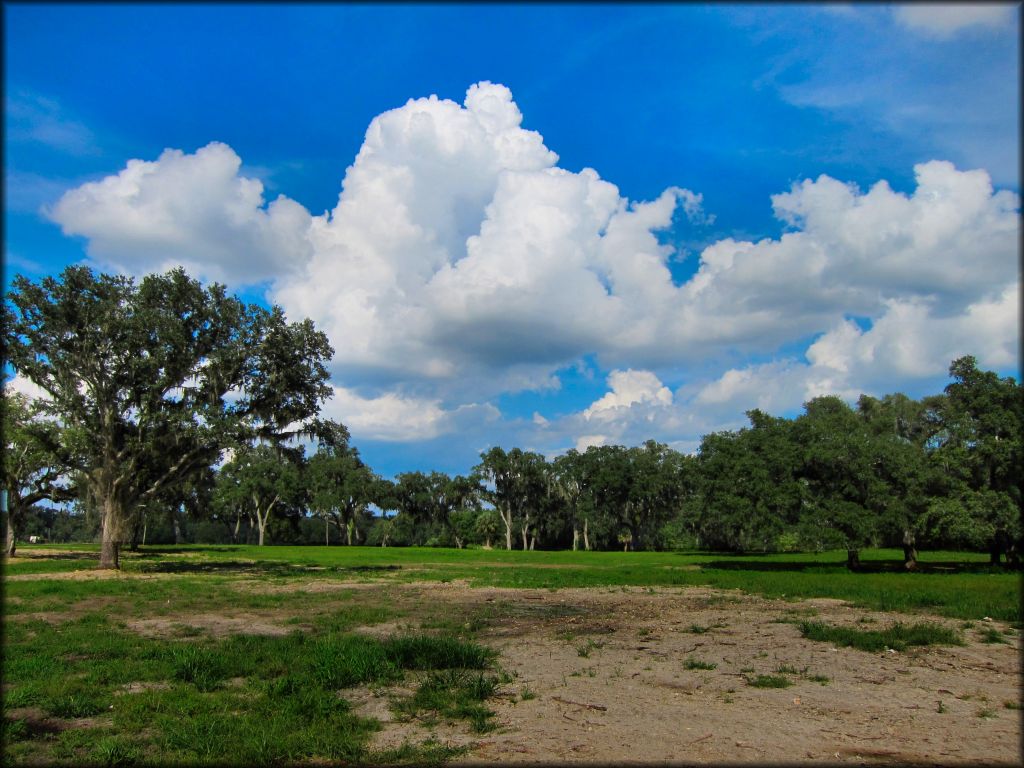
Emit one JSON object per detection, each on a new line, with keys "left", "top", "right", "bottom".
{"left": 3, "top": 545, "right": 1021, "bottom": 765}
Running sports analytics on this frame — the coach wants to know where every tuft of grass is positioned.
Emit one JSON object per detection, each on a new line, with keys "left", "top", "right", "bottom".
{"left": 683, "top": 657, "right": 717, "bottom": 671}
{"left": 776, "top": 664, "right": 800, "bottom": 674}
{"left": 978, "top": 627, "right": 1006, "bottom": 644}
{"left": 575, "top": 639, "right": 603, "bottom": 658}
{"left": 392, "top": 668, "right": 501, "bottom": 733}
{"left": 686, "top": 624, "right": 710, "bottom": 634}
{"left": 805, "top": 673, "right": 830, "bottom": 685}
{"left": 1003, "top": 700, "right": 1022, "bottom": 710}
{"left": 747, "top": 674, "right": 793, "bottom": 689}
{"left": 171, "top": 644, "right": 230, "bottom": 692}
{"left": 977, "top": 708, "right": 997, "bottom": 719}
{"left": 799, "top": 620, "right": 963, "bottom": 652}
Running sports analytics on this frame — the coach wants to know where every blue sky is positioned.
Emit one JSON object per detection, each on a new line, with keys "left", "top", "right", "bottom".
{"left": 4, "top": 3, "right": 1020, "bottom": 479}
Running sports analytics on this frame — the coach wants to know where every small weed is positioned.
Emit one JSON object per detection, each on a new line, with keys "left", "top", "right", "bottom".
{"left": 937, "top": 701, "right": 948, "bottom": 713}
{"left": 977, "top": 708, "right": 997, "bottom": 719}
{"left": 747, "top": 674, "right": 793, "bottom": 689}
{"left": 576, "top": 639, "right": 603, "bottom": 658}
{"left": 1003, "top": 700, "right": 1022, "bottom": 710}
{"left": 776, "top": 664, "right": 800, "bottom": 675}
{"left": 858, "top": 616, "right": 876, "bottom": 624}
{"left": 683, "top": 657, "right": 717, "bottom": 671}
{"left": 805, "top": 673, "right": 830, "bottom": 685}
{"left": 961, "top": 621, "right": 975, "bottom": 629}
{"left": 740, "top": 666, "right": 755, "bottom": 673}
{"left": 687, "top": 624, "right": 710, "bottom": 634}
{"left": 519, "top": 687, "right": 536, "bottom": 701}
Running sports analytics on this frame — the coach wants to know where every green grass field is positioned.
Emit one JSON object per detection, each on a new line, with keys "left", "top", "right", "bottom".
{"left": 3, "top": 544, "right": 1020, "bottom": 765}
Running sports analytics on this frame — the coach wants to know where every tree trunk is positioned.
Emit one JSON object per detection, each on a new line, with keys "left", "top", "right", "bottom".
{"left": 455, "top": 536, "right": 463, "bottom": 549}
{"left": 484, "top": 536, "right": 492, "bottom": 549}
{"left": 501, "top": 509, "right": 513, "bottom": 551}
{"left": 902, "top": 529, "right": 918, "bottom": 571}
{"left": 98, "top": 493, "right": 125, "bottom": 569}
{"left": 5, "top": 521, "right": 17, "bottom": 558}
{"left": 346, "top": 519, "right": 354, "bottom": 546}
{"left": 325, "top": 517, "right": 330, "bottom": 546}
{"left": 572, "top": 525, "right": 579, "bottom": 552}
{"left": 846, "top": 549, "right": 861, "bottom": 572}
{"left": 257, "top": 513, "right": 268, "bottom": 546}
{"left": 172, "top": 512, "right": 183, "bottom": 545}
{"left": 583, "top": 518, "right": 590, "bottom": 551}
{"left": 232, "top": 514, "right": 241, "bottom": 544}
{"left": 529, "top": 531, "right": 536, "bottom": 551}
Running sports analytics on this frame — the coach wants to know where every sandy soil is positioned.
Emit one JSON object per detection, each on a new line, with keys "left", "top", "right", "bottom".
{"left": 361, "top": 583, "right": 1022, "bottom": 765}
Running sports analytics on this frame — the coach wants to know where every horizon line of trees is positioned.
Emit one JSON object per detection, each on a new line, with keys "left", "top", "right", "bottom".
{"left": 3, "top": 267, "right": 1021, "bottom": 571}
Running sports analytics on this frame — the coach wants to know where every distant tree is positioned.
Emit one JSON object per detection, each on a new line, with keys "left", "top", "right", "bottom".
{"left": 551, "top": 450, "right": 590, "bottom": 551}
{"left": 213, "top": 444, "right": 305, "bottom": 546}
{"left": 794, "top": 396, "right": 885, "bottom": 570}
{"left": 3, "top": 267, "right": 333, "bottom": 568}
{"left": 694, "top": 411, "right": 802, "bottom": 553}
{"left": 1, "top": 392, "right": 76, "bottom": 556}
{"left": 475, "top": 447, "right": 549, "bottom": 550}
{"left": 924, "top": 357, "right": 1022, "bottom": 563}
{"left": 306, "top": 427, "right": 376, "bottom": 546}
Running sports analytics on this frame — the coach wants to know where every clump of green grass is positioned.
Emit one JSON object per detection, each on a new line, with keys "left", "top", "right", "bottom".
{"left": 686, "top": 623, "right": 710, "bottom": 634}
{"left": 747, "top": 674, "right": 793, "bottom": 689}
{"left": 978, "top": 627, "right": 1006, "bottom": 644}
{"left": 776, "top": 664, "right": 800, "bottom": 674}
{"left": 683, "top": 657, "right": 717, "bottom": 670}
{"left": 977, "top": 707, "right": 997, "bottom": 719}
{"left": 805, "top": 673, "right": 830, "bottom": 685}
{"left": 1003, "top": 700, "right": 1022, "bottom": 710}
{"left": 392, "top": 668, "right": 501, "bottom": 733}
{"left": 799, "top": 621, "right": 963, "bottom": 652}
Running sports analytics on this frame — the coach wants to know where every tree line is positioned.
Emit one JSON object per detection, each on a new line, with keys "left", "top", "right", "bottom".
{"left": 3, "top": 267, "right": 1021, "bottom": 570}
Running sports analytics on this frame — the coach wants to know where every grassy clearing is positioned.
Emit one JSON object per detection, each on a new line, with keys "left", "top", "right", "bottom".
{"left": 2, "top": 595, "right": 499, "bottom": 766}
{"left": 3, "top": 543, "right": 1017, "bottom": 764}
{"left": 798, "top": 620, "right": 964, "bottom": 652}
{"left": 8, "top": 544, "right": 1018, "bottom": 622}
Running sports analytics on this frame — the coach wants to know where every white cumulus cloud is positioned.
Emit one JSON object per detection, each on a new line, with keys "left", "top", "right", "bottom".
{"left": 47, "top": 142, "right": 314, "bottom": 285}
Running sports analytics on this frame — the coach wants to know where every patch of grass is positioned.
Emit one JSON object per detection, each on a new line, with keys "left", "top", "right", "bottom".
{"left": 1003, "top": 700, "right": 1022, "bottom": 710}
{"left": 683, "top": 657, "right": 717, "bottom": 670}
{"left": 687, "top": 623, "right": 710, "bottom": 634}
{"left": 799, "top": 620, "right": 963, "bottom": 652}
{"left": 978, "top": 627, "right": 1006, "bottom": 644}
{"left": 977, "top": 708, "right": 997, "bottom": 719}
{"left": 392, "top": 668, "right": 502, "bottom": 733}
{"left": 805, "top": 673, "right": 830, "bottom": 685}
{"left": 776, "top": 664, "right": 800, "bottom": 675}
{"left": 747, "top": 674, "right": 793, "bottom": 689}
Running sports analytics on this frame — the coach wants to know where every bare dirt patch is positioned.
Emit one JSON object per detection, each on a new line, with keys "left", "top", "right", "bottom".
{"left": 127, "top": 613, "right": 302, "bottom": 639}
{"left": 336, "top": 583, "right": 1020, "bottom": 765}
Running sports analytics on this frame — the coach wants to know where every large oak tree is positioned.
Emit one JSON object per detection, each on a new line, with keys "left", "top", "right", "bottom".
{"left": 3, "top": 266, "right": 333, "bottom": 568}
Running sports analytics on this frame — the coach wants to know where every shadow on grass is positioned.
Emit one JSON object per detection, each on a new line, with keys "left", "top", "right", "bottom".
{"left": 701, "top": 559, "right": 1015, "bottom": 575}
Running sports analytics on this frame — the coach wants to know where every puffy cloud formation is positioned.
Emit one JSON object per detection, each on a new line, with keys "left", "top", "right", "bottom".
{"left": 43, "top": 81, "right": 1019, "bottom": 452}
{"left": 583, "top": 369, "right": 672, "bottom": 419}
{"left": 322, "top": 385, "right": 499, "bottom": 442}
{"left": 48, "top": 142, "right": 314, "bottom": 284}
{"left": 893, "top": 4, "right": 1016, "bottom": 39}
